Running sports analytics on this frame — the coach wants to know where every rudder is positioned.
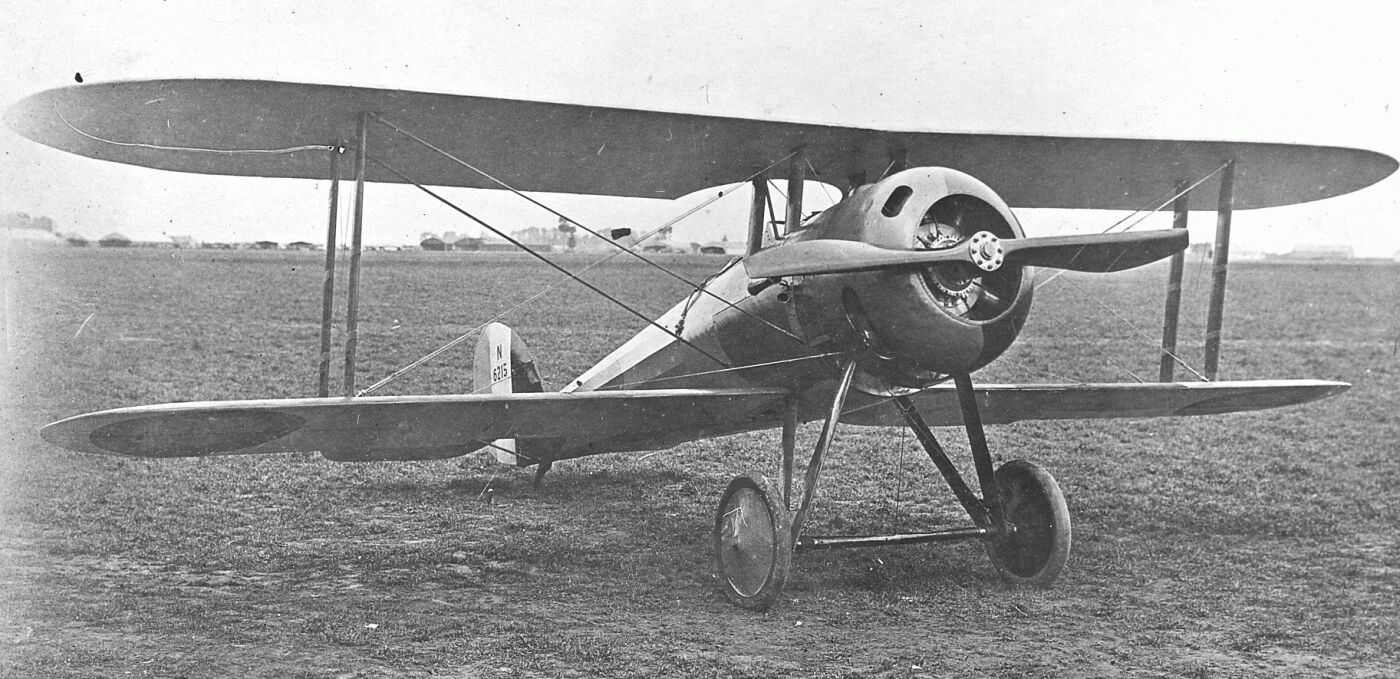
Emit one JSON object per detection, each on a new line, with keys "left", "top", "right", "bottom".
{"left": 473, "top": 322, "right": 545, "bottom": 465}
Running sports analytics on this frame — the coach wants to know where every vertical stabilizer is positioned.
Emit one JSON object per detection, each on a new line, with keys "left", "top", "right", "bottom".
{"left": 475, "top": 323, "right": 517, "bottom": 464}
{"left": 472, "top": 322, "right": 546, "bottom": 465}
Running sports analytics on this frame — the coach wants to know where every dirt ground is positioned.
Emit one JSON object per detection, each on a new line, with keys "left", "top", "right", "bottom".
{"left": 2, "top": 249, "right": 1396, "bottom": 677}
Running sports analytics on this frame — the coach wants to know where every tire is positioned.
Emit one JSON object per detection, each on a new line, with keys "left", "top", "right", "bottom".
{"left": 713, "top": 474, "right": 793, "bottom": 610}
{"left": 985, "top": 460, "right": 1072, "bottom": 586}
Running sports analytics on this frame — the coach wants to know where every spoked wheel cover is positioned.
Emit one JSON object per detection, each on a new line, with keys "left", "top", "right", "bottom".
{"left": 986, "top": 460, "right": 1072, "bottom": 586}
{"left": 713, "top": 474, "right": 792, "bottom": 610}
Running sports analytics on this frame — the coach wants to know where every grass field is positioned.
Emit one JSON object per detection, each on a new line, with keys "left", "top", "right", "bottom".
{"left": 2, "top": 246, "right": 1396, "bottom": 677}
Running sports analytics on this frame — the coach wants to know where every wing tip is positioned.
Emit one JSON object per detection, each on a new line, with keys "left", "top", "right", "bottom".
{"left": 40, "top": 408, "right": 305, "bottom": 457}
{"left": 1175, "top": 379, "right": 1351, "bottom": 417}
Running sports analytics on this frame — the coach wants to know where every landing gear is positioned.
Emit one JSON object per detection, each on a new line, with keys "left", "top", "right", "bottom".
{"left": 713, "top": 474, "right": 792, "bottom": 610}
{"left": 531, "top": 460, "right": 552, "bottom": 487}
{"left": 711, "top": 365, "right": 1073, "bottom": 610}
{"left": 985, "top": 460, "right": 1071, "bottom": 586}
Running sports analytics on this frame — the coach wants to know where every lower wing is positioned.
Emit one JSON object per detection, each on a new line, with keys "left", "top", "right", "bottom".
{"left": 41, "top": 388, "right": 786, "bottom": 461}
{"left": 840, "top": 379, "right": 1349, "bottom": 426}
{"left": 40, "top": 380, "right": 1347, "bottom": 461}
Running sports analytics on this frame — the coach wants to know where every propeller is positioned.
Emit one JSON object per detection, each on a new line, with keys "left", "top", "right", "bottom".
{"left": 743, "top": 229, "right": 1188, "bottom": 279}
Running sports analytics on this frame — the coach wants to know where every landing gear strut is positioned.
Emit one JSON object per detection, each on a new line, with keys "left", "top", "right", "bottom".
{"left": 711, "top": 366, "right": 1072, "bottom": 609}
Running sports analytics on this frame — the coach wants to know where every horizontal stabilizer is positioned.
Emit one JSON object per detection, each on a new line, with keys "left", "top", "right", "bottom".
{"left": 7, "top": 79, "right": 1394, "bottom": 208}
{"left": 41, "top": 388, "right": 786, "bottom": 460}
{"left": 841, "top": 379, "right": 1349, "bottom": 426}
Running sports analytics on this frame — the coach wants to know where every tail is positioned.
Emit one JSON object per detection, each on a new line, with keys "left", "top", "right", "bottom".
{"left": 473, "top": 322, "right": 545, "bottom": 465}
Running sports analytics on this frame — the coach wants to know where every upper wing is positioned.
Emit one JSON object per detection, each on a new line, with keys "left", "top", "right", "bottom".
{"left": 840, "top": 379, "right": 1350, "bottom": 427}
{"left": 40, "top": 388, "right": 786, "bottom": 461}
{"left": 6, "top": 79, "right": 1394, "bottom": 209}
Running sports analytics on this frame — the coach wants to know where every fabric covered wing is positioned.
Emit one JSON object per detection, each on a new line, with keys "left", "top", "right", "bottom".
{"left": 840, "top": 380, "right": 1349, "bottom": 426}
{"left": 6, "top": 79, "right": 1394, "bottom": 209}
{"left": 40, "top": 389, "right": 786, "bottom": 460}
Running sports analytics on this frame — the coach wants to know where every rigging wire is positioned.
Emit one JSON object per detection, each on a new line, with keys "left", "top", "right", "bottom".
{"left": 359, "top": 286, "right": 555, "bottom": 396}
{"left": 366, "top": 154, "right": 733, "bottom": 369}
{"left": 1062, "top": 278, "right": 1210, "bottom": 382}
{"left": 1025, "top": 162, "right": 1230, "bottom": 382}
{"left": 892, "top": 425, "right": 908, "bottom": 512}
{"left": 594, "top": 351, "right": 843, "bottom": 390}
{"left": 1034, "top": 162, "right": 1228, "bottom": 292}
{"left": 359, "top": 162, "right": 805, "bottom": 394}
{"left": 1055, "top": 320, "right": 1148, "bottom": 383}
{"left": 369, "top": 114, "right": 803, "bottom": 343}
{"left": 983, "top": 353, "right": 1083, "bottom": 384}
{"left": 807, "top": 159, "right": 840, "bottom": 206}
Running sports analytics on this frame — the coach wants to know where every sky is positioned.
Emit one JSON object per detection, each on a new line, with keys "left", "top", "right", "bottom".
{"left": 1, "top": 1, "right": 1398, "bottom": 255}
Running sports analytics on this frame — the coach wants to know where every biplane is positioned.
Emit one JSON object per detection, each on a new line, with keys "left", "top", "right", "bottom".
{"left": 9, "top": 79, "right": 1394, "bottom": 610}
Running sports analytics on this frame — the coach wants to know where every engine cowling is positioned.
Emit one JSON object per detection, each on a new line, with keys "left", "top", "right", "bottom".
{"left": 782, "top": 167, "right": 1034, "bottom": 390}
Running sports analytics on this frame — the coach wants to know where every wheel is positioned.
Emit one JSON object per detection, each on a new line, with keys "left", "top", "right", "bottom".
{"left": 713, "top": 474, "right": 793, "bottom": 610}
{"left": 985, "top": 460, "right": 1072, "bottom": 586}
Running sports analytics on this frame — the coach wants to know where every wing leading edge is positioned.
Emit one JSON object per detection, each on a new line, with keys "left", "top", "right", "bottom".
{"left": 841, "top": 379, "right": 1350, "bottom": 427}
{"left": 6, "top": 79, "right": 1395, "bottom": 209}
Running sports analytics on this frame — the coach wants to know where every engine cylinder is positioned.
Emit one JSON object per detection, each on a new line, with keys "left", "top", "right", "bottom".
{"left": 784, "top": 167, "right": 1034, "bottom": 387}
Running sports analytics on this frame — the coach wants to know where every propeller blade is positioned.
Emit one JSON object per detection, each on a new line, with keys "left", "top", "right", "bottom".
{"left": 743, "top": 239, "right": 968, "bottom": 278}
{"left": 744, "top": 229, "right": 1187, "bottom": 279}
{"left": 1001, "top": 229, "right": 1188, "bottom": 272}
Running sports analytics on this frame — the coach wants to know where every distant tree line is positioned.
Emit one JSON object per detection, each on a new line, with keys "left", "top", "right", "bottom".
{"left": 2, "top": 211, "right": 55, "bottom": 232}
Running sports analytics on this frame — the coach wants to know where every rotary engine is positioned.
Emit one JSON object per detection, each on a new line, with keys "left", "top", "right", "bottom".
{"left": 782, "top": 168, "right": 1034, "bottom": 390}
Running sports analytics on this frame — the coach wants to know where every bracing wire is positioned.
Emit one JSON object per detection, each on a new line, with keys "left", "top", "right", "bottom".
{"left": 1061, "top": 276, "right": 1210, "bottom": 382}
{"left": 1026, "top": 162, "right": 1230, "bottom": 382}
{"left": 369, "top": 114, "right": 803, "bottom": 343}
{"left": 358, "top": 155, "right": 820, "bottom": 393}
{"left": 1035, "top": 162, "right": 1228, "bottom": 292}
{"left": 985, "top": 354, "right": 1083, "bottom": 384}
{"left": 358, "top": 286, "right": 555, "bottom": 396}
{"left": 594, "top": 351, "right": 843, "bottom": 390}
{"left": 366, "top": 154, "right": 732, "bottom": 370}
{"left": 807, "top": 159, "right": 840, "bottom": 206}
{"left": 359, "top": 165, "right": 800, "bottom": 394}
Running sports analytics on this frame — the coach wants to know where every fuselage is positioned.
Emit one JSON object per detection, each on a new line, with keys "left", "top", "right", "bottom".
{"left": 542, "top": 167, "right": 1036, "bottom": 460}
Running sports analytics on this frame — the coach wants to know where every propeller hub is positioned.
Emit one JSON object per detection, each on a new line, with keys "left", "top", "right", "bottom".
{"left": 968, "top": 231, "right": 1005, "bottom": 272}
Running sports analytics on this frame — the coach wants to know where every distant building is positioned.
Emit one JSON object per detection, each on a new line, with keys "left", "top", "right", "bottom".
{"left": 453, "top": 237, "right": 482, "bottom": 251}
{"left": 66, "top": 235, "right": 90, "bottom": 247}
{"left": 286, "top": 241, "right": 317, "bottom": 250}
{"left": 699, "top": 241, "right": 746, "bottom": 256}
{"left": 252, "top": 240, "right": 279, "bottom": 250}
{"left": 98, "top": 232, "right": 131, "bottom": 247}
{"left": 420, "top": 237, "right": 446, "bottom": 251}
{"left": 1275, "top": 244, "right": 1353, "bottom": 261}
{"left": 641, "top": 241, "right": 688, "bottom": 254}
